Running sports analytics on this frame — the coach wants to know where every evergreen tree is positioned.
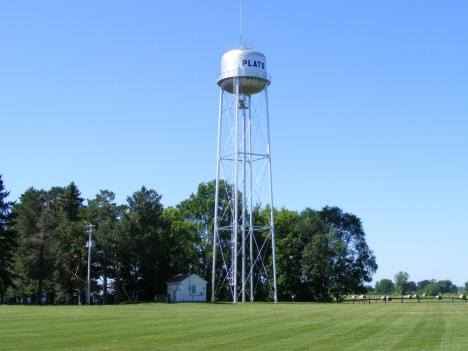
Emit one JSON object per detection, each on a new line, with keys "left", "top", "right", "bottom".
{"left": 11, "top": 187, "right": 53, "bottom": 303}
{"left": 86, "top": 190, "right": 126, "bottom": 304}
{"left": 60, "top": 182, "right": 83, "bottom": 222}
{"left": 124, "top": 186, "right": 165, "bottom": 300}
{"left": 51, "top": 182, "right": 85, "bottom": 303}
{"left": 0, "top": 175, "right": 16, "bottom": 302}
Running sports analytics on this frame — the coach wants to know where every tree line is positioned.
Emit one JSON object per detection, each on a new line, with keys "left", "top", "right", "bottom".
{"left": 374, "top": 271, "right": 466, "bottom": 296}
{"left": 0, "top": 174, "right": 377, "bottom": 304}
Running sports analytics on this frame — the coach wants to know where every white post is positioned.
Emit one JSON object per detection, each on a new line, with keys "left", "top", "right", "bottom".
{"left": 86, "top": 224, "right": 94, "bottom": 305}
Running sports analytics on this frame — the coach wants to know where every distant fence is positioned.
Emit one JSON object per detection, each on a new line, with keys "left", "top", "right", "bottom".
{"left": 343, "top": 297, "right": 467, "bottom": 304}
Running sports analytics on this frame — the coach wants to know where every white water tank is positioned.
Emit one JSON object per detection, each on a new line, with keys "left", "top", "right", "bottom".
{"left": 217, "top": 48, "right": 270, "bottom": 95}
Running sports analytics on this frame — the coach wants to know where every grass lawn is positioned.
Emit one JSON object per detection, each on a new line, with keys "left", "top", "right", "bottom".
{"left": 1, "top": 302, "right": 468, "bottom": 350}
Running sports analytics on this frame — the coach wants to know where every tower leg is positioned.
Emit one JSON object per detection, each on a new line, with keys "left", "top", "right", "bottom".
{"left": 232, "top": 77, "right": 239, "bottom": 303}
{"left": 265, "top": 86, "right": 278, "bottom": 303}
{"left": 248, "top": 95, "right": 254, "bottom": 303}
{"left": 211, "top": 89, "right": 224, "bottom": 302}
{"left": 241, "top": 97, "right": 247, "bottom": 303}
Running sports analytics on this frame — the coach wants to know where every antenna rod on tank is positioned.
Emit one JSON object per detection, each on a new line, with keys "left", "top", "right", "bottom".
{"left": 239, "top": 0, "right": 242, "bottom": 47}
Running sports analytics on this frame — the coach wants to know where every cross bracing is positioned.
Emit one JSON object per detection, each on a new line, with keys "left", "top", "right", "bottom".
{"left": 212, "top": 75, "right": 277, "bottom": 303}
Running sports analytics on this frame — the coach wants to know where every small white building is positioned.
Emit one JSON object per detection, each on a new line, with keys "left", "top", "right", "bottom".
{"left": 166, "top": 273, "right": 207, "bottom": 302}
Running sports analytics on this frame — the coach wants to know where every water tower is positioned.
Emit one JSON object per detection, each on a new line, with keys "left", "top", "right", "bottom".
{"left": 211, "top": 47, "right": 278, "bottom": 303}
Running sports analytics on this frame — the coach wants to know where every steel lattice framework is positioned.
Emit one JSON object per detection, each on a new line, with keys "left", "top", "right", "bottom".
{"left": 212, "top": 71, "right": 278, "bottom": 303}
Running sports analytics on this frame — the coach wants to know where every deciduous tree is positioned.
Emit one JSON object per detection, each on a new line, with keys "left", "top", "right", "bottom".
{"left": 375, "top": 279, "right": 395, "bottom": 295}
{"left": 318, "top": 206, "right": 377, "bottom": 300}
{"left": 393, "top": 271, "right": 410, "bottom": 295}
{"left": 177, "top": 180, "right": 234, "bottom": 300}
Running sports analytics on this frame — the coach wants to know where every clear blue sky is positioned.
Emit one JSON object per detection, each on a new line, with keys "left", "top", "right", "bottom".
{"left": 1, "top": 1, "right": 467, "bottom": 286}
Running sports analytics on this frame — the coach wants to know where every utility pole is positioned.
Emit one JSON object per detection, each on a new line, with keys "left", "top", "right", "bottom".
{"left": 86, "top": 224, "right": 95, "bottom": 305}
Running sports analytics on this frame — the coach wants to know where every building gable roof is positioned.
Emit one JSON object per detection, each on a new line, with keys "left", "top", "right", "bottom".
{"left": 166, "top": 273, "right": 192, "bottom": 283}
{"left": 166, "top": 273, "right": 206, "bottom": 283}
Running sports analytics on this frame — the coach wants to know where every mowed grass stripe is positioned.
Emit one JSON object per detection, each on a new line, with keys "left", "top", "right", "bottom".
{"left": 388, "top": 304, "right": 443, "bottom": 351}
{"left": 310, "top": 305, "right": 402, "bottom": 351}
{"left": 131, "top": 304, "right": 325, "bottom": 349}
{"left": 1, "top": 306, "right": 155, "bottom": 350}
{"left": 185, "top": 303, "right": 366, "bottom": 350}
{"left": 172, "top": 308, "right": 333, "bottom": 350}
{"left": 429, "top": 303, "right": 468, "bottom": 351}
{"left": 2, "top": 303, "right": 468, "bottom": 350}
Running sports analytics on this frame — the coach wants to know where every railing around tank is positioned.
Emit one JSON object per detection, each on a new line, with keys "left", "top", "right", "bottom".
{"left": 217, "top": 68, "right": 271, "bottom": 83}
